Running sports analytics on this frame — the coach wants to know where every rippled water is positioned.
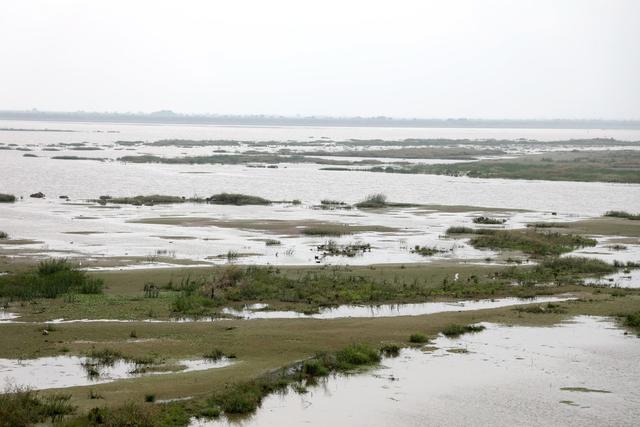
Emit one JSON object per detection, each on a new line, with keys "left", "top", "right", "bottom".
{"left": 194, "top": 316, "right": 640, "bottom": 427}
{"left": 222, "top": 296, "right": 576, "bottom": 320}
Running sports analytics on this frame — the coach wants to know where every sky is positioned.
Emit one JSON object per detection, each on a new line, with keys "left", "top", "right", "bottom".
{"left": 1, "top": 0, "right": 639, "bottom": 119}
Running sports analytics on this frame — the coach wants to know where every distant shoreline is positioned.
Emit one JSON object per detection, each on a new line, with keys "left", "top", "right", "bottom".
{"left": 1, "top": 110, "right": 639, "bottom": 130}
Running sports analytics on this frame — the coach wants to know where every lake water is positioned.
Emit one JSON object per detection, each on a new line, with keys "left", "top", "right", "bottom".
{"left": 193, "top": 316, "right": 640, "bottom": 427}
{"left": 1, "top": 120, "right": 639, "bottom": 267}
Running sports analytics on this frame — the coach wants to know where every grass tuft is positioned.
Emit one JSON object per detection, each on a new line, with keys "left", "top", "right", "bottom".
{"left": 441, "top": 324, "right": 486, "bottom": 338}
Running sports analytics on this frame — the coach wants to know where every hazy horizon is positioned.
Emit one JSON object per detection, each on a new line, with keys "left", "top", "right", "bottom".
{"left": 1, "top": 0, "right": 639, "bottom": 120}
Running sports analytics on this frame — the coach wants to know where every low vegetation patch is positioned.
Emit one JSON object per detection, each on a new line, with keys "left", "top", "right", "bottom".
{"left": 441, "top": 324, "right": 486, "bottom": 338}
{"left": 206, "top": 193, "right": 271, "bottom": 205}
{"left": 604, "top": 210, "right": 640, "bottom": 221}
{"left": 0, "top": 387, "right": 75, "bottom": 425}
{"left": 514, "top": 302, "right": 566, "bottom": 314}
{"left": 500, "top": 256, "right": 618, "bottom": 286}
{"left": 0, "top": 259, "right": 104, "bottom": 300}
{"left": 303, "top": 225, "right": 354, "bottom": 236}
{"left": 624, "top": 312, "right": 640, "bottom": 330}
{"left": 473, "top": 216, "right": 506, "bottom": 225}
{"left": 97, "top": 195, "right": 188, "bottom": 205}
{"left": 409, "top": 333, "right": 429, "bottom": 343}
{"left": 0, "top": 193, "right": 16, "bottom": 203}
{"left": 355, "top": 193, "right": 388, "bottom": 208}
{"left": 200, "top": 343, "right": 381, "bottom": 417}
{"left": 411, "top": 245, "right": 448, "bottom": 257}
{"left": 380, "top": 343, "right": 401, "bottom": 357}
{"left": 446, "top": 226, "right": 475, "bottom": 234}
{"left": 469, "top": 229, "right": 597, "bottom": 256}
{"left": 317, "top": 240, "right": 371, "bottom": 257}
{"left": 368, "top": 150, "right": 640, "bottom": 183}
{"left": 526, "top": 222, "right": 569, "bottom": 228}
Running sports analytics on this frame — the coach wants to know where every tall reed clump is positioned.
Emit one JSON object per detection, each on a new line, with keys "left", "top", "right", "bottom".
{"left": 355, "top": 193, "right": 388, "bottom": 208}
{"left": 0, "top": 258, "right": 104, "bottom": 300}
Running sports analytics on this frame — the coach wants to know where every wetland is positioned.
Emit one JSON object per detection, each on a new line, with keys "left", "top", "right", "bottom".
{"left": 0, "top": 120, "right": 639, "bottom": 426}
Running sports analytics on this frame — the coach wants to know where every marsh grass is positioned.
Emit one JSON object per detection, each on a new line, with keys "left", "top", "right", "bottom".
{"left": 317, "top": 240, "right": 371, "bottom": 257}
{"left": 99, "top": 195, "right": 187, "bottom": 205}
{"left": 0, "top": 386, "right": 75, "bottom": 424}
{"left": 207, "top": 193, "right": 271, "bottom": 205}
{"left": 0, "top": 259, "right": 104, "bottom": 300}
{"left": 514, "top": 302, "right": 567, "bottom": 314}
{"left": 408, "top": 333, "right": 428, "bottom": 343}
{"left": 368, "top": 150, "right": 640, "bottom": 183}
{"left": 411, "top": 245, "right": 447, "bottom": 256}
{"left": 198, "top": 343, "right": 381, "bottom": 418}
{"left": 86, "top": 348, "right": 125, "bottom": 366}
{"left": 604, "top": 211, "right": 640, "bottom": 220}
{"left": 168, "top": 265, "right": 554, "bottom": 315}
{"left": 0, "top": 193, "right": 16, "bottom": 203}
{"left": 526, "top": 222, "right": 569, "bottom": 228}
{"left": 203, "top": 348, "right": 225, "bottom": 361}
{"left": 302, "top": 225, "right": 353, "bottom": 236}
{"left": 355, "top": 193, "right": 388, "bottom": 208}
{"left": 469, "top": 229, "right": 597, "bottom": 256}
{"left": 441, "top": 324, "right": 486, "bottom": 338}
{"left": 380, "top": 343, "right": 401, "bottom": 357}
{"left": 624, "top": 312, "right": 640, "bottom": 329}
{"left": 501, "top": 256, "right": 617, "bottom": 286}
{"left": 472, "top": 216, "right": 506, "bottom": 225}
{"left": 446, "top": 226, "right": 475, "bottom": 234}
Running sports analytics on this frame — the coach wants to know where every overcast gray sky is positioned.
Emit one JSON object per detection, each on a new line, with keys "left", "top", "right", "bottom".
{"left": 1, "top": 0, "right": 638, "bottom": 119}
